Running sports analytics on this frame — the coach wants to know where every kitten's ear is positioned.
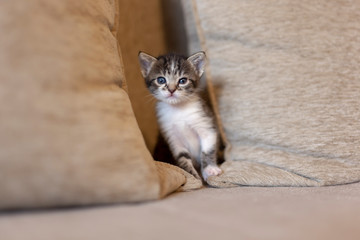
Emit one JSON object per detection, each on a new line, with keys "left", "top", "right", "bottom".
{"left": 138, "top": 51, "right": 157, "bottom": 78}
{"left": 187, "top": 51, "right": 206, "bottom": 78}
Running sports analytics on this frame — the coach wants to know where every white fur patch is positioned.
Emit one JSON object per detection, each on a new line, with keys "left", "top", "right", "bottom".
{"left": 157, "top": 98, "right": 216, "bottom": 163}
{"left": 202, "top": 165, "right": 222, "bottom": 181}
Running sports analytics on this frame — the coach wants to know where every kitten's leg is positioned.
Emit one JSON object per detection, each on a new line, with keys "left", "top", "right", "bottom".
{"left": 165, "top": 134, "right": 201, "bottom": 179}
{"left": 198, "top": 129, "right": 222, "bottom": 180}
{"left": 175, "top": 152, "right": 201, "bottom": 179}
{"left": 201, "top": 152, "right": 222, "bottom": 181}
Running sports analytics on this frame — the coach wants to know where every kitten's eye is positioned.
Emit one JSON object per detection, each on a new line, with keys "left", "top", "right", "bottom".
{"left": 178, "top": 78, "right": 188, "bottom": 85}
{"left": 157, "top": 77, "right": 166, "bottom": 85}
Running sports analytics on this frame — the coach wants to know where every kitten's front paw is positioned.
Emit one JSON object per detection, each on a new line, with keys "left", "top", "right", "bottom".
{"left": 189, "top": 168, "right": 201, "bottom": 180}
{"left": 202, "top": 165, "right": 222, "bottom": 181}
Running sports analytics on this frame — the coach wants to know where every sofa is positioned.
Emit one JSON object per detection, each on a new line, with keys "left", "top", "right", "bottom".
{"left": 1, "top": 0, "right": 359, "bottom": 239}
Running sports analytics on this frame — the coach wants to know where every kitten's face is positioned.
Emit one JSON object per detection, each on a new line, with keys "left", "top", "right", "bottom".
{"left": 138, "top": 52, "right": 206, "bottom": 105}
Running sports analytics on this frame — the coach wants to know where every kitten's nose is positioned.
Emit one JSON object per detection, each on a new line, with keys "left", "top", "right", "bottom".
{"left": 168, "top": 88, "right": 176, "bottom": 94}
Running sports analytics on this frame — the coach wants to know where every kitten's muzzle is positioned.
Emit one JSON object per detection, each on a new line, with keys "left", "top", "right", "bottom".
{"left": 167, "top": 87, "right": 176, "bottom": 94}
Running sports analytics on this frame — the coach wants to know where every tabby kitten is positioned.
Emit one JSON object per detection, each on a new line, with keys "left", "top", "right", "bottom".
{"left": 138, "top": 51, "right": 222, "bottom": 181}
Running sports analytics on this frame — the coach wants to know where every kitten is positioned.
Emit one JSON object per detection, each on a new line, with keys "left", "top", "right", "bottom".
{"left": 138, "top": 51, "right": 222, "bottom": 181}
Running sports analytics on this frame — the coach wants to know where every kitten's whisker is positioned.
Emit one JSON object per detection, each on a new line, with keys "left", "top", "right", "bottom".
{"left": 144, "top": 94, "right": 157, "bottom": 104}
{"left": 145, "top": 97, "right": 157, "bottom": 105}
{"left": 144, "top": 93, "right": 155, "bottom": 99}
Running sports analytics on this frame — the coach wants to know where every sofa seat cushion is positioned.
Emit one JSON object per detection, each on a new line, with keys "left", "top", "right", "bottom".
{"left": 184, "top": 0, "right": 360, "bottom": 186}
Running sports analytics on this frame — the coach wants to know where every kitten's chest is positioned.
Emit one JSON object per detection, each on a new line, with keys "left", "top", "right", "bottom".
{"left": 156, "top": 102, "right": 204, "bottom": 129}
{"left": 157, "top": 101, "right": 212, "bottom": 159}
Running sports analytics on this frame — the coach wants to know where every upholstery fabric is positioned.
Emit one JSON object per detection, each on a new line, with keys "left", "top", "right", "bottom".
{"left": 0, "top": 0, "right": 192, "bottom": 209}
{"left": 117, "top": 0, "right": 168, "bottom": 154}
{"left": 185, "top": 0, "right": 360, "bottom": 186}
{"left": 1, "top": 183, "right": 360, "bottom": 240}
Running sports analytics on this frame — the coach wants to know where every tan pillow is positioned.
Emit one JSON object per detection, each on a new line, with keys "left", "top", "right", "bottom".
{"left": 0, "top": 0, "right": 191, "bottom": 209}
{"left": 117, "top": 0, "right": 169, "bottom": 154}
{"left": 184, "top": 0, "right": 360, "bottom": 187}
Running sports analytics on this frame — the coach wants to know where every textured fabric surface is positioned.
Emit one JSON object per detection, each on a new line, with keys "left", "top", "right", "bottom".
{"left": 117, "top": 0, "right": 168, "bottom": 153}
{"left": 1, "top": 183, "right": 360, "bottom": 240}
{"left": 186, "top": 0, "right": 360, "bottom": 186}
{"left": 0, "top": 0, "right": 188, "bottom": 209}
{"left": 156, "top": 162, "right": 202, "bottom": 194}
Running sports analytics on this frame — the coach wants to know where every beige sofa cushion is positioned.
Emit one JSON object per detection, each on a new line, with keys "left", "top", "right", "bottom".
{"left": 185, "top": 0, "right": 360, "bottom": 186}
{"left": 0, "top": 0, "right": 194, "bottom": 209}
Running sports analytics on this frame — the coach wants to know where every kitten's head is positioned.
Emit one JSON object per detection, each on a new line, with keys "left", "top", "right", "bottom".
{"left": 138, "top": 51, "right": 206, "bottom": 105}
